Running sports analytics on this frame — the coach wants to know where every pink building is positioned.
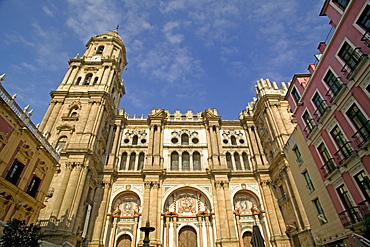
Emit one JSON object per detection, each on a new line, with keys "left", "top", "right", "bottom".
{"left": 286, "top": 0, "right": 370, "bottom": 243}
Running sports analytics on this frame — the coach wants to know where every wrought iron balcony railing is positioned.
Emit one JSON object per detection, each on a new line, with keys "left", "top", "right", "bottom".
{"left": 352, "top": 120, "right": 370, "bottom": 148}
{"left": 325, "top": 77, "right": 346, "bottom": 103}
{"left": 313, "top": 101, "right": 330, "bottom": 123}
{"left": 341, "top": 48, "right": 365, "bottom": 79}
{"left": 358, "top": 200, "right": 370, "bottom": 218}
{"left": 334, "top": 141, "right": 355, "bottom": 164}
{"left": 320, "top": 158, "right": 338, "bottom": 178}
{"left": 338, "top": 206, "right": 363, "bottom": 227}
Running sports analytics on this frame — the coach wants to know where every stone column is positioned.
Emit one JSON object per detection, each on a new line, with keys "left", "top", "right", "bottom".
{"left": 57, "top": 163, "right": 83, "bottom": 220}
{"left": 90, "top": 182, "right": 111, "bottom": 246}
{"left": 259, "top": 179, "right": 287, "bottom": 246}
{"left": 198, "top": 217, "right": 204, "bottom": 247}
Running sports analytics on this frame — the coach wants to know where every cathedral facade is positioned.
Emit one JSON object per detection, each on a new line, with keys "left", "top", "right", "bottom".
{"left": 37, "top": 31, "right": 311, "bottom": 247}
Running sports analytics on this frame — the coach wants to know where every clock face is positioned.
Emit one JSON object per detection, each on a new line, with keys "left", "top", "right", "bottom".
{"left": 91, "top": 56, "right": 101, "bottom": 61}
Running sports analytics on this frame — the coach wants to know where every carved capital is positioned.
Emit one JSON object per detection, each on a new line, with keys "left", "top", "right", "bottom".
{"left": 144, "top": 182, "right": 152, "bottom": 189}
{"left": 260, "top": 179, "right": 271, "bottom": 187}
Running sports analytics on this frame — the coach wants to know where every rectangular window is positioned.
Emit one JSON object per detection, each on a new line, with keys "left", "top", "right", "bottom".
{"left": 337, "top": 185, "right": 354, "bottom": 209}
{"left": 293, "top": 146, "right": 303, "bottom": 164}
{"left": 338, "top": 42, "right": 363, "bottom": 74}
{"left": 312, "top": 198, "right": 328, "bottom": 225}
{"left": 5, "top": 159, "right": 25, "bottom": 185}
{"left": 324, "top": 70, "right": 344, "bottom": 101}
{"left": 354, "top": 171, "right": 370, "bottom": 201}
{"left": 332, "top": 0, "right": 350, "bottom": 10}
{"left": 357, "top": 5, "right": 370, "bottom": 31}
{"left": 302, "top": 111, "right": 315, "bottom": 136}
{"left": 312, "top": 93, "right": 328, "bottom": 121}
{"left": 318, "top": 143, "right": 337, "bottom": 177}
{"left": 330, "top": 125, "right": 354, "bottom": 164}
{"left": 26, "top": 175, "right": 41, "bottom": 198}
{"left": 346, "top": 104, "right": 370, "bottom": 147}
{"left": 337, "top": 185, "right": 362, "bottom": 226}
{"left": 291, "top": 87, "right": 301, "bottom": 103}
{"left": 303, "top": 171, "right": 315, "bottom": 192}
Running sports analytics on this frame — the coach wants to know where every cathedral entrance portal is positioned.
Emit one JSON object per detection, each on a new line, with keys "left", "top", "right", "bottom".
{"left": 163, "top": 187, "right": 213, "bottom": 247}
{"left": 116, "top": 234, "right": 132, "bottom": 247}
{"left": 178, "top": 226, "right": 197, "bottom": 247}
{"left": 242, "top": 231, "right": 252, "bottom": 247}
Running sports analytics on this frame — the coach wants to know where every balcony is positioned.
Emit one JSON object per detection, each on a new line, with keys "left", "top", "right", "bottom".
{"left": 313, "top": 101, "right": 330, "bottom": 123}
{"left": 340, "top": 48, "right": 366, "bottom": 79}
{"left": 358, "top": 200, "right": 370, "bottom": 218}
{"left": 338, "top": 206, "right": 363, "bottom": 227}
{"left": 325, "top": 77, "right": 346, "bottom": 103}
{"left": 334, "top": 141, "right": 355, "bottom": 165}
{"left": 361, "top": 29, "right": 370, "bottom": 48}
{"left": 352, "top": 120, "right": 370, "bottom": 148}
{"left": 320, "top": 158, "right": 338, "bottom": 178}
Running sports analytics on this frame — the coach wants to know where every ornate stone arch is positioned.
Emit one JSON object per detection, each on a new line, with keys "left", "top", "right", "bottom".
{"left": 233, "top": 189, "right": 263, "bottom": 216}
{"left": 162, "top": 186, "right": 214, "bottom": 247}
{"left": 110, "top": 190, "right": 141, "bottom": 218}
{"left": 162, "top": 185, "right": 213, "bottom": 210}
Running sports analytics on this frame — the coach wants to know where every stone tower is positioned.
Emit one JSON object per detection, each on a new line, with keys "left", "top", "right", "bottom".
{"left": 38, "top": 30, "right": 127, "bottom": 246}
{"left": 240, "top": 79, "right": 314, "bottom": 246}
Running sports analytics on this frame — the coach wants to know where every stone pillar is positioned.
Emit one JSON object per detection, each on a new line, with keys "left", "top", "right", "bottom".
{"left": 57, "top": 163, "right": 83, "bottom": 220}
{"left": 89, "top": 182, "right": 111, "bottom": 246}
{"left": 259, "top": 179, "right": 289, "bottom": 246}
{"left": 198, "top": 217, "right": 204, "bottom": 247}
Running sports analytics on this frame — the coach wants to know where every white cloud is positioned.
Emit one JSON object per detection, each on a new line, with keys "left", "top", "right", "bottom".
{"left": 162, "top": 21, "right": 184, "bottom": 44}
{"left": 65, "top": 0, "right": 122, "bottom": 42}
{"left": 42, "top": 4, "right": 57, "bottom": 17}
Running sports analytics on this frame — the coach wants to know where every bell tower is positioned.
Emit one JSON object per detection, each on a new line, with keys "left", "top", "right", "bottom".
{"left": 38, "top": 30, "right": 127, "bottom": 246}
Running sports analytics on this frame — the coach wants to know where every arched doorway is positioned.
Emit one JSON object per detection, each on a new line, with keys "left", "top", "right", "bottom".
{"left": 179, "top": 226, "right": 197, "bottom": 247}
{"left": 163, "top": 187, "right": 213, "bottom": 247}
{"left": 242, "top": 231, "right": 252, "bottom": 247}
{"left": 116, "top": 234, "right": 131, "bottom": 247}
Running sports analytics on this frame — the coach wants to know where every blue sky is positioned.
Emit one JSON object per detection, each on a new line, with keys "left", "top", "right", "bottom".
{"left": 0, "top": 0, "right": 330, "bottom": 123}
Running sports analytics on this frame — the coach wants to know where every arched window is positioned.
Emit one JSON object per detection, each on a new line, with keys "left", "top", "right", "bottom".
{"left": 181, "top": 134, "right": 189, "bottom": 145}
{"left": 171, "top": 151, "right": 179, "bottom": 170}
{"left": 96, "top": 46, "right": 104, "bottom": 54}
{"left": 231, "top": 136, "right": 237, "bottom": 145}
{"left": 83, "top": 73, "right": 93, "bottom": 85}
{"left": 75, "top": 77, "right": 82, "bottom": 85}
{"left": 242, "top": 152, "right": 250, "bottom": 170}
{"left": 128, "top": 153, "right": 136, "bottom": 170}
{"left": 234, "top": 152, "right": 242, "bottom": 170}
{"left": 120, "top": 152, "right": 127, "bottom": 170}
{"left": 226, "top": 152, "right": 232, "bottom": 170}
{"left": 182, "top": 152, "right": 190, "bottom": 171}
{"left": 56, "top": 136, "right": 67, "bottom": 152}
{"left": 138, "top": 152, "right": 145, "bottom": 170}
{"left": 193, "top": 151, "right": 201, "bottom": 170}
{"left": 132, "top": 135, "right": 138, "bottom": 145}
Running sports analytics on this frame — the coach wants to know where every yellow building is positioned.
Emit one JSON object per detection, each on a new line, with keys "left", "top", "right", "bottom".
{"left": 0, "top": 80, "right": 59, "bottom": 225}
{"left": 284, "top": 126, "right": 350, "bottom": 246}
{"left": 35, "top": 30, "right": 318, "bottom": 247}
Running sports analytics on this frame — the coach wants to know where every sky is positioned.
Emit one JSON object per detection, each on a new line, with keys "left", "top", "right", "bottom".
{"left": 0, "top": 0, "right": 330, "bottom": 124}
